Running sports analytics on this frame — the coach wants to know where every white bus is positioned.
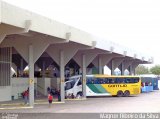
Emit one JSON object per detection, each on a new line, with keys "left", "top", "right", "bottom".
{"left": 65, "top": 75, "right": 82, "bottom": 98}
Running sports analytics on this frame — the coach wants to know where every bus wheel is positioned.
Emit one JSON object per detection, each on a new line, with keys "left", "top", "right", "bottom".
{"left": 117, "top": 91, "right": 123, "bottom": 97}
{"left": 124, "top": 90, "right": 130, "bottom": 97}
{"left": 76, "top": 92, "right": 82, "bottom": 99}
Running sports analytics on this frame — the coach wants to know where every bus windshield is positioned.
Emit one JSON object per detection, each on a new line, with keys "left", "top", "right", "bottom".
{"left": 65, "top": 80, "right": 76, "bottom": 90}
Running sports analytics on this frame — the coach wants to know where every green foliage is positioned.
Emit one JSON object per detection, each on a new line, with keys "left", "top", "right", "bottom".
{"left": 150, "top": 65, "right": 160, "bottom": 76}
{"left": 135, "top": 65, "right": 149, "bottom": 75}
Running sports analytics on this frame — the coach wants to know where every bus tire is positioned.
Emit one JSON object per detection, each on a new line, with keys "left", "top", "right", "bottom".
{"left": 117, "top": 91, "right": 123, "bottom": 97}
{"left": 76, "top": 92, "right": 82, "bottom": 99}
{"left": 124, "top": 90, "right": 130, "bottom": 97}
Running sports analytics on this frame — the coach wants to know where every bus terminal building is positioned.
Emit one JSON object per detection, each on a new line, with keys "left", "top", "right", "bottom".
{"left": 0, "top": 1, "right": 152, "bottom": 106}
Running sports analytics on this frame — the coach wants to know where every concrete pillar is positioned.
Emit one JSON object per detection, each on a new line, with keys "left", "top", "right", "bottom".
{"left": 20, "top": 59, "right": 23, "bottom": 76}
{"left": 129, "top": 62, "right": 139, "bottom": 75}
{"left": 124, "top": 60, "right": 133, "bottom": 70}
{"left": 133, "top": 69, "right": 135, "bottom": 75}
{"left": 111, "top": 60, "right": 114, "bottom": 75}
{"left": 129, "top": 65, "right": 133, "bottom": 75}
{"left": 111, "top": 58, "right": 124, "bottom": 75}
{"left": 129, "top": 65, "right": 136, "bottom": 75}
{"left": 42, "top": 61, "right": 45, "bottom": 78}
{"left": 82, "top": 54, "right": 86, "bottom": 98}
{"left": 29, "top": 45, "right": 34, "bottom": 107}
{"left": 120, "top": 62, "right": 125, "bottom": 75}
{"left": 60, "top": 50, "right": 65, "bottom": 102}
{"left": 10, "top": 47, "right": 12, "bottom": 85}
{"left": 98, "top": 56, "right": 103, "bottom": 74}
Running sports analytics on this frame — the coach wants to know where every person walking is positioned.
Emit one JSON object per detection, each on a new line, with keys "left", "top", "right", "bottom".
{"left": 24, "top": 90, "right": 28, "bottom": 105}
{"left": 48, "top": 93, "right": 53, "bottom": 108}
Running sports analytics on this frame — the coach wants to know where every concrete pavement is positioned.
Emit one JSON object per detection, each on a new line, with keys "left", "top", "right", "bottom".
{"left": 0, "top": 91, "right": 160, "bottom": 113}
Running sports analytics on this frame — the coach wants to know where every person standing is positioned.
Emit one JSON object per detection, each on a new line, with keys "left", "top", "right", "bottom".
{"left": 57, "top": 90, "right": 61, "bottom": 101}
{"left": 48, "top": 93, "right": 53, "bottom": 108}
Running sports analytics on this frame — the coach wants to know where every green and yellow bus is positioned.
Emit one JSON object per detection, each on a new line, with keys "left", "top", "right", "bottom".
{"left": 86, "top": 75, "right": 141, "bottom": 97}
{"left": 65, "top": 75, "right": 141, "bottom": 98}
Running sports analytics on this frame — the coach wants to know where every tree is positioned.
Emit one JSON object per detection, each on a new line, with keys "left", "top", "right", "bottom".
{"left": 135, "top": 65, "right": 149, "bottom": 75}
{"left": 150, "top": 65, "right": 160, "bottom": 76}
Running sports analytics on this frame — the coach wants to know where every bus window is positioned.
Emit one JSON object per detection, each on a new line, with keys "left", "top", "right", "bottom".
{"left": 115, "top": 78, "right": 124, "bottom": 83}
{"left": 108, "top": 78, "right": 114, "bottom": 84}
{"left": 104, "top": 78, "right": 109, "bottom": 84}
{"left": 94, "top": 78, "right": 99, "bottom": 84}
{"left": 124, "top": 78, "right": 139, "bottom": 83}
{"left": 86, "top": 77, "right": 92, "bottom": 84}
{"left": 134, "top": 78, "right": 139, "bottom": 83}
{"left": 96, "top": 78, "right": 104, "bottom": 84}
{"left": 86, "top": 77, "right": 96, "bottom": 84}
{"left": 65, "top": 82, "right": 72, "bottom": 90}
{"left": 124, "top": 78, "right": 130, "bottom": 83}
{"left": 100, "top": 78, "right": 105, "bottom": 84}
{"left": 94, "top": 78, "right": 103, "bottom": 84}
{"left": 114, "top": 78, "right": 118, "bottom": 83}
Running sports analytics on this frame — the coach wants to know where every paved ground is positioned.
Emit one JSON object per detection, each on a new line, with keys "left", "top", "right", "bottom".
{"left": 0, "top": 90, "right": 160, "bottom": 113}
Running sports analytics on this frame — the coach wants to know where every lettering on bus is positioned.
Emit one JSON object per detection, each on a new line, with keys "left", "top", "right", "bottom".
{"left": 108, "top": 84, "right": 127, "bottom": 87}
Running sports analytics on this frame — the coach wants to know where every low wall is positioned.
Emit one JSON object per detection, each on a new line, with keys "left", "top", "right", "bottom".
{"left": 0, "top": 86, "right": 11, "bottom": 101}
{"left": 11, "top": 78, "right": 37, "bottom": 99}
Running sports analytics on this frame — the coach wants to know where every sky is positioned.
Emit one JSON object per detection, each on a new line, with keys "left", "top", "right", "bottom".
{"left": 3, "top": 0, "right": 160, "bottom": 67}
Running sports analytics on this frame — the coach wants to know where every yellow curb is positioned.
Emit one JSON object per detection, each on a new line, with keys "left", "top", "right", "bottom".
{"left": 0, "top": 106, "right": 33, "bottom": 110}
